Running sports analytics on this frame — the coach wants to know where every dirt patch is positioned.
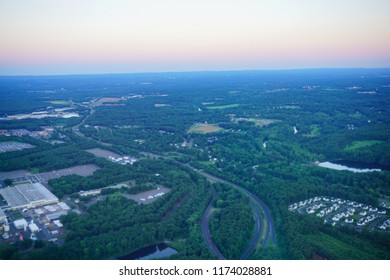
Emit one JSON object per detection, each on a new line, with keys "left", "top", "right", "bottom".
{"left": 188, "top": 123, "right": 224, "bottom": 134}
{"left": 86, "top": 148, "right": 121, "bottom": 159}
{"left": 92, "top": 97, "right": 123, "bottom": 106}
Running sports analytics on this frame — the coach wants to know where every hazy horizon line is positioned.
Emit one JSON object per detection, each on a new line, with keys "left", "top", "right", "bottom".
{"left": 1, "top": 66, "right": 390, "bottom": 78}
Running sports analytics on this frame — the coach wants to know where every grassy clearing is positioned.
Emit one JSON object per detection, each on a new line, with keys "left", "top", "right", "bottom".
{"left": 303, "top": 125, "right": 320, "bottom": 138}
{"left": 49, "top": 100, "right": 70, "bottom": 105}
{"left": 188, "top": 123, "right": 224, "bottom": 134}
{"left": 232, "top": 117, "right": 280, "bottom": 127}
{"left": 278, "top": 105, "right": 300, "bottom": 109}
{"left": 206, "top": 104, "right": 240, "bottom": 110}
{"left": 344, "top": 140, "right": 383, "bottom": 152}
{"left": 307, "top": 233, "right": 380, "bottom": 259}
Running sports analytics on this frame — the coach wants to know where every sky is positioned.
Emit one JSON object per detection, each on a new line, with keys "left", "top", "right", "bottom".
{"left": 0, "top": 0, "right": 390, "bottom": 75}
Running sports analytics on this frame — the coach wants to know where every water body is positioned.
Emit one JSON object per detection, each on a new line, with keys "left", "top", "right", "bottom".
{"left": 318, "top": 161, "right": 382, "bottom": 173}
{"left": 117, "top": 243, "right": 177, "bottom": 260}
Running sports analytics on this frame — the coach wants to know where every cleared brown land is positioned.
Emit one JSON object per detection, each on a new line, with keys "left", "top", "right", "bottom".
{"left": 92, "top": 97, "right": 123, "bottom": 106}
{"left": 188, "top": 123, "right": 223, "bottom": 134}
{"left": 86, "top": 148, "right": 121, "bottom": 159}
{"left": 100, "top": 97, "right": 122, "bottom": 103}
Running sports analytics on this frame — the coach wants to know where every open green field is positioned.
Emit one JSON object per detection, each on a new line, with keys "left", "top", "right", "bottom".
{"left": 154, "top": 103, "right": 171, "bottom": 107}
{"left": 344, "top": 140, "right": 383, "bottom": 152}
{"left": 49, "top": 100, "right": 70, "bottom": 105}
{"left": 278, "top": 105, "right": 300, "bottom": 109}
{"left": 303, "top": 124, "right": 320, "bottom": 138}
{"left": 188, "top": 123, "right": 224, "bottom": 134}
{"left": 206, "top": 104, "right": 240, "bottom": 110}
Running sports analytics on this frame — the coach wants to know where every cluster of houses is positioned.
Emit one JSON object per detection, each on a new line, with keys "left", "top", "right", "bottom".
{"left": 288, "top": 196, "right": 389, "bottom": 232}
{"left": 357, "top": 214, "right": 378, "bottom": 226}
{"left": 378, "top": 219, "right": 390, "bottom": 230}
{"left": 0, "top": 128, "right": 53, "bottom": 139}
{"left": 108, "top": 156, "right": 137, "bottom": 165}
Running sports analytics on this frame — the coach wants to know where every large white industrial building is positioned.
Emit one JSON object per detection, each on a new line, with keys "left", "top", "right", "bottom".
{"left": 0, "top": 183, "right": 58, "bottom": 210}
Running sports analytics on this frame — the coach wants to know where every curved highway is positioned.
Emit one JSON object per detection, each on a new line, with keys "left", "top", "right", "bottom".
{"left": 201, "top": 187, "right": 226, "bottom": 259}
{"left": 185, "top": 164, "right": 277, "bottom": 259}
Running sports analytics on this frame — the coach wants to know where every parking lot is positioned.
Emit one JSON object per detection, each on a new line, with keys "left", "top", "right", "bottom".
{"left": 123, "top": 186, "right": 170, "bottom": 205}
{"left": 0, "top": 170, "right": 31, "bottom": 181}
{"left": 36, "top": 164, "right": 100, "bottom": 184}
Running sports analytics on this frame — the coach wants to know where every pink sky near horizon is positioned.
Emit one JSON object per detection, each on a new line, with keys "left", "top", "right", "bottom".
{"left": 0, "top": 0, "right": 390, "bottom": 75}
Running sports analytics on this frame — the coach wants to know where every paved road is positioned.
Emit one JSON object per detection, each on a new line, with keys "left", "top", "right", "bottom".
{"left": 71, "top": 103, "right": 112, "bottom": 147}
{"left": 140, "top": 152, "right": 277, "bottom": 259}
{"left": 201, "top": 187, "right": 226, "bottom": 260}
{"left": 185, "top": 164, "right": 277, "bottom": 258}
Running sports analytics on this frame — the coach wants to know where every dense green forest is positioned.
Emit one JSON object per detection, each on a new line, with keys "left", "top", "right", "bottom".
{"left": 210, "top": 183, "right": 254, "bottom": 259}
{"left": 0, "top": 69, "right": 389, "bottom": 259}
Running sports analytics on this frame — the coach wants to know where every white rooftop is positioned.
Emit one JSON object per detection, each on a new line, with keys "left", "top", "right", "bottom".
{"left": 0, "top": 208, "right": 6, "bottom": 221}
{"left": 28, "top": 223, "right": 40, "bottom": 232}
{"left": 0, "top": 183, "right": 58, "bottom": 210}
{"left": 14, "top": 218, "right": 28, "bottom": 228}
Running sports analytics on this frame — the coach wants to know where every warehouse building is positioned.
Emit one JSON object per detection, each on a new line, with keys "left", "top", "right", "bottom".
{"left": 14, "top": 218, "right": 28, "bottom": 230}
{"left": 0, "top": 183, "right": 58, "bottom": 210}
{"left": 28, "top": 223, "right": 40, "bottom": 233}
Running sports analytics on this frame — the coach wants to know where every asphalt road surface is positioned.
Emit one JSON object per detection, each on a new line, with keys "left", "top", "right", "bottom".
{"left": 185, "top": 164, "right": 277, "bottom": 259}
{"left": 200, "top": 187, "right": 226, "bottom": 260}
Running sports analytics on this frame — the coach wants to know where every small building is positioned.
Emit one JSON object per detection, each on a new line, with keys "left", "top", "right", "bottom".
{"left": 53, "top": 220, "right": 63, "bottom": 228}
{"left": 34, "top": 208, "right": 44, "bottom": 215}
{"left": 28, "top": 223, "right": 40, "bottom": 233}
{"left": 57, "top": 202, "right": 70, "bottom": 211}
{"left": 79, "top": 189, "right": 101, "bottom": 197}
{"left": 44, "top": 205, "right": 56, "bottom": 212}
{"left": 14, "top": 218, "right": 28, "bottom": 230}
{"left": 46, "top": 211, "right": 68, "bottom": 221}
{"left": 0, "top": 208, "right": 6, "bottom": 224}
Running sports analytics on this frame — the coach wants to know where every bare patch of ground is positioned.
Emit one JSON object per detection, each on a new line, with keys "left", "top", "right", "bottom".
{"left": 188, "top": 123, "right": 224, "bottom": 134}
{"left": 86, "top": 148, "right": 121, "bottom": 159}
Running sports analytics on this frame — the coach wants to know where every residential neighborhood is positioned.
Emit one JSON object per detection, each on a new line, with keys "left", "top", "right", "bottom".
{"left": 289, "top": 196, "right": 390, "bottom": 232}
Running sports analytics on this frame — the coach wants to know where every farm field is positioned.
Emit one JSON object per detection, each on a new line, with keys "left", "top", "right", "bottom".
{"left": 187, "top": 123, "right": 224, "bottom": 134}
{"left": 206, "top": 104, "right": 240, "bottom": 110}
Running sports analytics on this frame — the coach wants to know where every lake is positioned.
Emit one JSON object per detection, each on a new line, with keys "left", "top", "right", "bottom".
{"left": 318, "top": 161, "right": 382, "bottom": 173}
{"left": 117, "top": 243, "right": 178, "bottom": 260}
